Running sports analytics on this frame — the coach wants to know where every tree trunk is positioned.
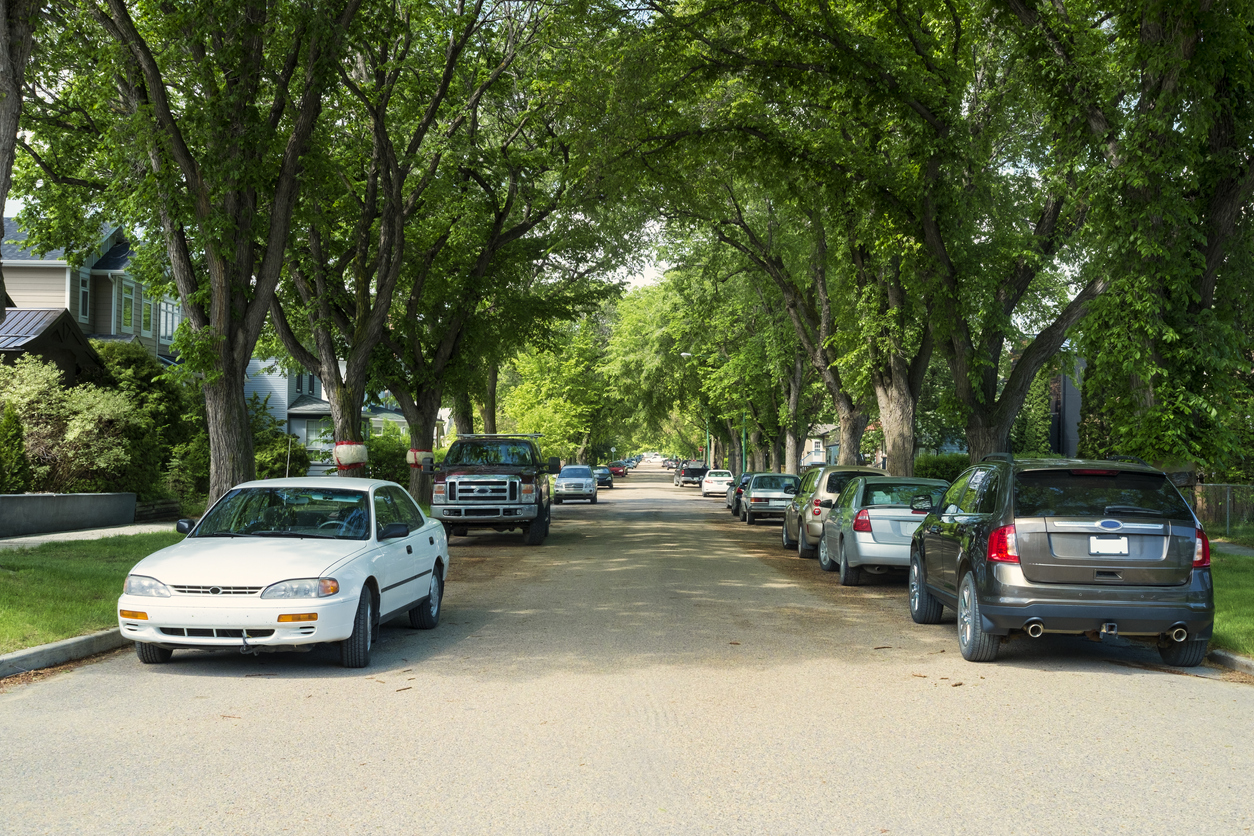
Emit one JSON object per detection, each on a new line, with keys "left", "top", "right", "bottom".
{"left": 204, "top": 365, "right": 255, "bottom": 501}
{"left": 748, "top": 429, "right": 762, "bottom": 471}
{"left": 479, "top": 364, "right": 498, "bottom": 433}
{"left": 573, "top": 430, "right": 590, "bottom": 464}
{"left": 0, "top": 1, "right": 37, "bottom": 328}
{"left": 964, "top": 411, "right": 1013, "bottom": 466}
{"left": 725, "top": 418, "right": 742, "bottom": 478}
{"left": 395, "top": 386, "right": 442, "bottom": 505}
{"left": 836, "top": 408, "right": 870, "bottom": 466}
{"left": 452, "top": 389, "right": 475, "bottom": 436}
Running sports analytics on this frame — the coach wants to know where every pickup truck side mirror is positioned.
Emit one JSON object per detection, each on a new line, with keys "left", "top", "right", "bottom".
{"left": 379, "top": 522, "right": 410, "bottom": 540}
{"left": 548, "top": 457, "right": 561, "bottom": 474}
{"left": 910, "top": 495, "right": 934, "bottom": 512}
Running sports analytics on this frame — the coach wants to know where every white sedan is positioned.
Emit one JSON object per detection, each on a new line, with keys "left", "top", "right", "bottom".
{"left": 701, "top": 469, "right": 735, "bottom": 497}
{"left": 117, "top": 478, "right": 448, "bottom": 669}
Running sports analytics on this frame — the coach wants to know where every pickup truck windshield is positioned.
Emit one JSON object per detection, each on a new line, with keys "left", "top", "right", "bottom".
{"left": 443, "top": 440, "right": 537, "bottom": 467}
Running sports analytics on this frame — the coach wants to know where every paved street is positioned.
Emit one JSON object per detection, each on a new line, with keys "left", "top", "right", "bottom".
{"left": 2, "top": 465, "right": 1252, "bottom": 835}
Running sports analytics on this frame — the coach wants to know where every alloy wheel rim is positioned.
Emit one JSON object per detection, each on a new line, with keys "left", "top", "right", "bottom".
{"left": 959, "top": 583, "right": 972, "bottom": 646}
{"left": 819, "top": 539, "right": 828, "bottom": 566}
{"left": 365, "top": 599, "right": 373, "bottom": 651}
{"left": 910, "top": 563, "right": 920, "bottom": 610}
{"left": 430, "top": 576, "right": 440, "bottom": 617}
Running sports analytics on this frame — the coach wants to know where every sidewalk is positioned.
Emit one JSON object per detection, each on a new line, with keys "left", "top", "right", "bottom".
{"left": 0, "top": 522, "right": 177, "bottom": 551}
{"left": 1213, "top": 540, "right": 1254, "bottom": 558}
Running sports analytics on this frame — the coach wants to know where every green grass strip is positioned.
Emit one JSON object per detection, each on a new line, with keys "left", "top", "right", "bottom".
{"left": 1211, "top": 547, "right": 1254, "bottom": 658}
{"left": 0, "top": 532, "right": 184, "bottom": 655}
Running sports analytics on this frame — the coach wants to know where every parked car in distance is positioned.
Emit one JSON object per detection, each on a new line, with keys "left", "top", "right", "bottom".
{"left": 819, "top": 476, "right": 949, "bottom": 584}
{"left": 741, "top": 473, "right": 801, "bottom": 524}
{"left": 593, "top": 466, "right": 614, "bottom": 488}
{"left": 117, "top": 478, "right": 448, "bottom": 670}
{"left": 675, "top": 461, "right": 709, "bottom": 487}
{"left": 727, "top": 471, "right": 763, "bottom": 516}
{"left": 908, "top": 456, "right": 1214, "bottom": 665}
{"left": 782, "top": 465, "right": 887, "bottom": 558}
{"left": 608, "top": 461, "right": 629, "bottom": 478}
{"left": 701, "top": 469, "right": 734, "bottom": 497}
{"left": 555, "top": 465, "right": 597, "bottom": 504}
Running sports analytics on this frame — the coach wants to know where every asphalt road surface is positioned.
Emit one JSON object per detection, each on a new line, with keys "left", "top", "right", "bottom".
{"left": 3, "top": 464, "right": 1253, "bottom": 835}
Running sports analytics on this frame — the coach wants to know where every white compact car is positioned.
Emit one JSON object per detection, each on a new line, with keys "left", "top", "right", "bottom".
{"left": 117, "top": 478, "right": 448, "bottom": 669}
{"left": 701, "top": 469, "right": 735, "bottom": 497}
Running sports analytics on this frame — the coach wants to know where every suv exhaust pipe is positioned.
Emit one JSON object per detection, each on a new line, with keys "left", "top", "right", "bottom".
{"left": 1169, "top": 625, "right": 1189, "bottom": 643}
{"left": 1024, "top": 620, "right": 1044, "bottom": 638}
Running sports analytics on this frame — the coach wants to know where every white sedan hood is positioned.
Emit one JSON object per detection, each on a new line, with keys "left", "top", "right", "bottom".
{"left": 132, "top": 537, "right": 369, "bottom": 586}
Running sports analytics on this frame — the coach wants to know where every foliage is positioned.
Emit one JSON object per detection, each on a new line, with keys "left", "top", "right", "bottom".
{"left": 364, "top": 421, "right": 412, "bottom": 487}
{"left": 1210, "top": 548, "right": 1254, "bottom": 658}
{"left": 249, "top": 395, "right": 310, "bottom": 481}
{"left": 1010, "top": 370, "right": 1053, "bottom": 457}
{"left": 0, "top": 355, "right": 164, "bottom": 498}
{"left": 913, "top": 453, "right": 970, "bottom": 484}
{"left": 0, "top": 403, "right": 33, "bottom": 493}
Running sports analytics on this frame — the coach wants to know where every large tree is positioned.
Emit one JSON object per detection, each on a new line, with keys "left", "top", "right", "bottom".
{"left": 0, "top": 0, "right": 38, "bottom": 322}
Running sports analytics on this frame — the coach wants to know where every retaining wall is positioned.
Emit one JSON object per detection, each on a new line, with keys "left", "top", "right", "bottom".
{"left": 0, "top": 493, "right": 137, "bottom": 538}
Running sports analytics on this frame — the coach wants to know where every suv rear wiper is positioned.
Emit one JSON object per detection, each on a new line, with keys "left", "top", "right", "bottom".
{"left": 1103, "top": 504, "right": 1164, "bottom": 516}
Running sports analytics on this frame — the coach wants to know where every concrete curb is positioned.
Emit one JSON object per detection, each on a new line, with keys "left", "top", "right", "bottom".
{"left": 1209, "top": 648, "right": 1254, "bottom": 677}
{"left": 0, "top": 629, "right": 128, "bottom": 679}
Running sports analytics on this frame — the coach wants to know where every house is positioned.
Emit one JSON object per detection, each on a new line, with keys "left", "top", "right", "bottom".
{"left": 2, "top": 219, "right": 183, "bottom": 363}
{"left": 0, "top": 307, "right": 104, "bottom": 384}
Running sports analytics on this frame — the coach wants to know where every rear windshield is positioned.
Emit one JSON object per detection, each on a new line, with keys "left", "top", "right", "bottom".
{"left": 752, "top": 475, "right": 799, "bottom": 491}
{"left": 1015, "top": 470, "right": 1194, "bottom": 519}
{"left": 708, "top": 470, "right": 731, "bottom": 478}
{"left": 863, "top": 482, "right": 947, "bottom": 507}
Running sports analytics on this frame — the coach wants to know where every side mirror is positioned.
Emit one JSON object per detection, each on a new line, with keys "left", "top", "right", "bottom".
{"left": 548, "top": 457, "right": 561, "bottom": 474}
{"left": 910, "top": 495, "right": 934, "bottom": 512}
{"left": 819, "top": 499, "right": 834, "bottom": 509}
{"left": 176, "top": 518, "right": 195, "bottom": 535}
{"left": 379, "top": 522, "right": 410, "bottom": 540}
{"left": 784, "top": 484, "right": 797, "bottom": 494}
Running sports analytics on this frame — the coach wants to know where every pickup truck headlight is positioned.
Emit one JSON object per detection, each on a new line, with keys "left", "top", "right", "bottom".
{"left": 124, "top": 575, "right": 172, "bottom": 597}
{"left": 432, "top": 482, "right": 446, "bottom": 505}
{"left": 520, "top": 482, "right": 536, "bottom": 501}
{"left": 261, "top": 578, "right": 340, "bottom": 599}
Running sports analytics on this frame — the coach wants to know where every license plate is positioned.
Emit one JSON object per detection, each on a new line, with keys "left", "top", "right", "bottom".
{"left": 769, "top": 500, "right": 786, "bottom": 507}
{"left": 1090, "top": 535, "right": 1128, "bottom": 555}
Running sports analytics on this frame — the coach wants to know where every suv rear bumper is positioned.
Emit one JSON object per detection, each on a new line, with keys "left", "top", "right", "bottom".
{"left": 979, "top": 565, "right": 1214, "bottom": 638}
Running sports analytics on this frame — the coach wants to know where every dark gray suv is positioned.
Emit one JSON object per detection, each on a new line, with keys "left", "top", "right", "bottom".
{"left": 908, "top": 456, "right": 1214, "bottom": 666}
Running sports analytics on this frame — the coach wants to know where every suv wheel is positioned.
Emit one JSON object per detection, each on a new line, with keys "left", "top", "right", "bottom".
{"left": 798, "top": 522, "right": 816, "bottom": 559}
{"left": 1159, "top": 637, "right": 1208, "bottom": 667}
{"left": 957, "top": 572, "right": 999, "bottom": 662}
{"left": 909, "top": 553, "right": 943, "bottom": 624}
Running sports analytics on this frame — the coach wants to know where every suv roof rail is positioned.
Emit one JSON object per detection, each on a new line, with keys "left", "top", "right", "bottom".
{"left": 1107, "top": 454, "right": 1151, "bottom": 467}
{"left": 456, "top": 433, "right": 543, "bottom": 439}
{"left": 981, "top": 453, "right": 1014, "bottom": 463}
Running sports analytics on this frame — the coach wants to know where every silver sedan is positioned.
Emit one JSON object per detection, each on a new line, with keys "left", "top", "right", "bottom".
{"left": 819, "top": 476, "right": 949, "bottom": 585}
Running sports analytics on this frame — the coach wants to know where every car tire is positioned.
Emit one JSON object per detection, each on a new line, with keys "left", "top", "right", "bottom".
{"left": 524, "top": 508, "right": 548, "bottom": 545}
{"left": 909, "top": 553, "right": 943, "bottom": 624}
{"left": 818, "top": 535, "right": 837, "bottom": 572}
{"left": 838, "top": 538, "right": 861, "bottom": 586}
{"left": 745, "top": 510, "right": 755, "bottom": 525}
{"left": 798, "top": 523, "right": 816, "bottom": 559}
{"left": 410, "top": 569, "right": 443, "bottom": 629}
{"left": 340, "top": 590, "right": 373, "bottom": 669}
{"left": 781, "top": 516, "right": 798, "bottom": 549}
{"left": 555, "top": 497, "right": 563, "bottom": 504}
{"left": 1159, "top": 637, "right": 1208, "bottom": 667}
{"left": 591, "top": 494, "right": 598, "bottom": 504}
{"left": 136, "top": 642, "right": 172, "bottom": 664}
{"left": 957, "top": 571, "right": 999, "bottom": 662}
{"left": 730, "top": 501, "right": 739, "bottom": 517}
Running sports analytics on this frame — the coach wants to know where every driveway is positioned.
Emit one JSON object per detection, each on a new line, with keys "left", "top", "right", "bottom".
{"left": 2, "top": 466, "right": 1252, "bottom": 834}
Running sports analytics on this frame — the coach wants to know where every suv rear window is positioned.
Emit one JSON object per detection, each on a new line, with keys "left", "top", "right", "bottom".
{"left": 1014, "top": 470, "right": 1193, "bottom": 519}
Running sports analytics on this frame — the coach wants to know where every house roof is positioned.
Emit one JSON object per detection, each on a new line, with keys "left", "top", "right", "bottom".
{"left": 0, "top": 308, "right": 64, "bottom": 349}
{"left": 287, "top": 394, "right": 333, "bottom": 416}
{"left": 91, "top": 241, "right": 133, "bottom": 271}
{"left": 1, "top": 221, "right": 67, "bottom": 262}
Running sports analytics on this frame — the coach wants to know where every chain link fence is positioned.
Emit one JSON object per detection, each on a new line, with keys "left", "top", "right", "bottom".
{"left": 1192, "top": 484, "right": 1254, "bottom": 541}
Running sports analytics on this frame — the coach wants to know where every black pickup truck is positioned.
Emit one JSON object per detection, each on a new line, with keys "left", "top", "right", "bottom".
{"left": 430, "top": 434, "right": 560, "bottom": 545}
{"left": 674, "top": 461, "right": 709, "bottom": 487}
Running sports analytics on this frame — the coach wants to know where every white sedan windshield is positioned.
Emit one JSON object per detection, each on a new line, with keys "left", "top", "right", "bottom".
{"left": 195, "top": 487, "right": 371, "bottom": 540}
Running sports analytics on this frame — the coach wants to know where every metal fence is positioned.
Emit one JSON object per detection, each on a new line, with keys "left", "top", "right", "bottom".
{"left": 1192, "top": 484, "right": 1254, "bottom": 540}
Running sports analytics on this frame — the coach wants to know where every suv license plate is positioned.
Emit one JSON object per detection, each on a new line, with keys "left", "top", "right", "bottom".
{"left": 1090, "top": 535, "right": 1129, "bottom": 555}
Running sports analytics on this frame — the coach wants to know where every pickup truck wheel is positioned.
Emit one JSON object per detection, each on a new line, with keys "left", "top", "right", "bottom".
{"left": 136, "top": 643, "right": 172, "bottom": 664}
{"left": 909, "top": 553, "right": 943, "bottom": 624}
{"left": 410, "top": 569, "right": 443, "bottom": 629}
{"left": 524, "top": 512, "right": 547, "bottom": 545}
{"left": 340, "top": 591, "right": 373, "bottom": 668}
{"left": 957, "top": 572, "right": 999, "bottom": 662}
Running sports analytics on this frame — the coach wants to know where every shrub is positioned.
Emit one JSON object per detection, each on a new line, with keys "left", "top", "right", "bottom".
{"left": 914, "top": 452, "right": 971, "bottom": 482}
{"left": 365, "top": 420, "right": 412, "bottom": 485}
{"left": 249, "top": 393, "right": 310, "bottom": 479}
{"left": 0, "top": 402, "right": 33, "bottom": 493}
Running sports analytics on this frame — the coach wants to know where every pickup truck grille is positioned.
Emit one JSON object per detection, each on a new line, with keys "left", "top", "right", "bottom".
{"left": 449, "top": 479, "right": 516, "bottom": 502}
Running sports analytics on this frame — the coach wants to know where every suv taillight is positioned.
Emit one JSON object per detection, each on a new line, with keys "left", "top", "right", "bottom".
{"left": 1194, "top": 527, "right": 1211, "bottom": 568}
{"left": 852, "top": 509, "right": 872, "bottom": 533}
{"left": 812, "top": 498, "right": 823, "bottom": 516}
{"left": 987, "top": 525, "right": 1019, "bottom": 563}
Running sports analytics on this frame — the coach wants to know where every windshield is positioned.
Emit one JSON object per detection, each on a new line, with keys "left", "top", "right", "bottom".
{"left": 1015, "top": 470, "right": 1194, "bottom": 519}
{"left": 195, "top": 487, "right": 370, "bottom": 540}
{"left": 751, "top": 475, "right": 799, "bottom": 491}
{"left": 560, "top": 466, "right": 593, "bottom": 478}
{"left": 444, "top": 440, "right": 537, "bottom": 466}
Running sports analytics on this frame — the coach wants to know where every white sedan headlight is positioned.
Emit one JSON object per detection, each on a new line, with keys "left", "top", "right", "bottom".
{"left": 124, "top": 575, "right": 172, "bottom": 597}
{"left": 261, "top": 578, "right": 340, "bottom": 599}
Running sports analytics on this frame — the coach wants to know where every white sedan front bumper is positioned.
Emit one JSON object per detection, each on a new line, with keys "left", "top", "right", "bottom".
{"left": 118, "top": 592, "right": 359, "bottom": 649}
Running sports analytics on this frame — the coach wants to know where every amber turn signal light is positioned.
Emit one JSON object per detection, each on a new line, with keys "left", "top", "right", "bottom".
{"left": 277, "top": 613, "right": 318, "bottom": 623}
{"left": 119, "top": 610, "right": 148, "bottom": 620}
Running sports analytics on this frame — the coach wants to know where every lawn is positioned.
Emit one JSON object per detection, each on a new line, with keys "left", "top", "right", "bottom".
{"left": 1211, "top": 546, "right": 1254, "bottom": 658}
{"left": 0, "top": 532, "right": 184, "bottom": 655}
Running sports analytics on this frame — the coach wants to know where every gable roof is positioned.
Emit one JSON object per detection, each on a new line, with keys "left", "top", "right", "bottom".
{"left": 91, "top": 241, "right": 133, "bottom": 271}
{"left": 1, "top": 221, "right": 67, "bottom": 262}
{"left": 0, "top": 308, "right": 64, "bottom": 349}
{"left": 2, "top": 218, "right": 129, "bottom": 269}
{"left": 0, "top": 307, "right": 105, "bottom": 382}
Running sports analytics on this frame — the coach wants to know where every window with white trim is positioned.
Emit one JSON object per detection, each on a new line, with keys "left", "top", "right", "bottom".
{"left": 140, "top": 291, "right": 153, "bottom": 337}
{"left": 121, "top": 283, "right": 135, "bottom": 331}
{"left": 158, "top": 301, "right": 181, "bottom": 344}
{"left": 78, "top": 275, "right": 90, "bottom": 324}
